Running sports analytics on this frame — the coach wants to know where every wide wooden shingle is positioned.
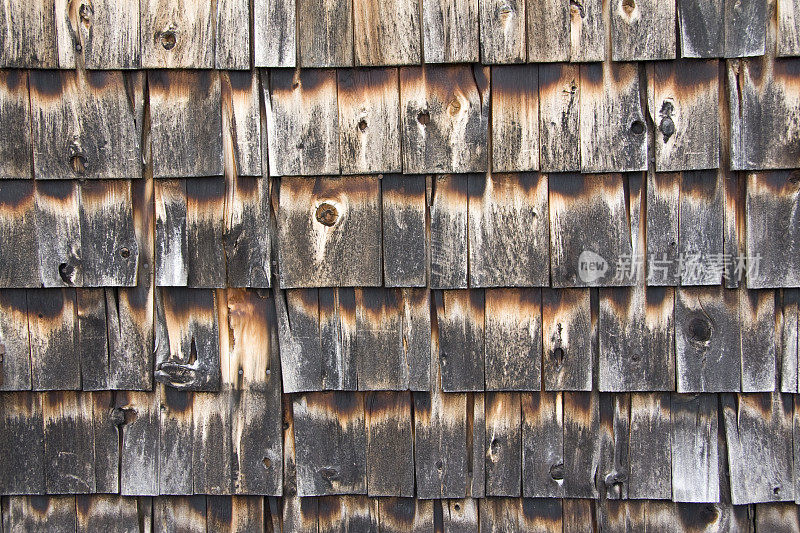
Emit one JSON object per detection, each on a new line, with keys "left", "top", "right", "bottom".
{"left": 491, "top": 66, "right": 539, "bottom": 172}
{"left": 611, "top": 0, "right": 676, "bottom": 60}
{"left": 354, "top": 0, "right": 421, "bottom": 65}
{"left": 141, "top": 0, "right": 214, "bottom": 68}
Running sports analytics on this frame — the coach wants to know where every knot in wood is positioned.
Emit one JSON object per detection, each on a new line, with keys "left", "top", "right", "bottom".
{"left": 630, "top": 120, "right": 645, "bottom": 135}
{"left": 79, "top": 3, "right": 93, "bottom": 23}
{"left": 417, "top": 110, "right": 430, "bottom": 125}
{"left": 622, "top": 0, "right": 636, "bottom": 15}
{"left": 688, "top": 316, "right": 712, "bottom": 344}
{"left": 315, "top": 202, "right": 339, "bottom": 226}
{"left": 549, "top": 462, "right": 564, "bottom": 480}
{"left": 569, "top": 0, "right": 586, "bottom": 18}
{"left": 119, "top": 247, "right": 130, "bottom": 259}
{"left": 357, "top": 118, "right": 368, "bottom": 132}
{"left": 160, "top": 29, "right": 177, "bottom": 50}
{"left": 448, "top": 98, "right": 461, "bottom": 115}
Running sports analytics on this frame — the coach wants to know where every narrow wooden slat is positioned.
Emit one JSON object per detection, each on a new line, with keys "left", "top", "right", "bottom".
{"left": 215, "top": 0, "right": 250, "bottom": 69}
{"left": 0, "top": 392, "right": 45, "bottom": 494}
{"left": 275, "top": 289, "right": 323, "bottom": 393}
{"left": 193, "top": 389, "right": 234, "bottom": 494}
{"left": 652, "top": 60, "right": 720, "bottom": 172}
{"left": 76, "top": 289, "right": 110, "bottom": 390}
{"left": 678, "top": 0, "right": 723, "bottom": 58}
{"left": 186, "top": 177, "right": 226, "bottom": 288}
{"left": 521, "top": 392, "right": 564, "bottom": 498}
{"left": 491, "top": 66, "right": 539, "bottom": 172}
{"left": 670, "top": 393, "right": 719, "bottom": 502}
{"left": 739, "top": 289, "right": 777, "bottom": 391}
{"left": 298, "top": 0, "right": 353, "bottom": 66}
{"left": 157, "top": 386, "right": 194, "bottom": 495}
{"left": 382, "top": 175, "right": 426, "bottom": 287}
{"left": 318, "top": 287, "right": 357, "bottom": 390}
{"left": 538, "top": 65, "right": 580, "bottom": 172}
{"left": 479, "top": 498, "right": 523, "bottom": 531}
{"left": 628, "top": 393, "right": 672, "bottom": 499}
{"left": 75, "top": 0, "right": 140, "bottom": 69}
{"left": 598, "top": 500, "right": 646, "bottom": 531}
{"left": 3, "top": 496, "right": 77, "bottom": 531}
{"left": 679, "top": 171, "right": 724, "bottom": 286}
{"left": 479, "top": 0, "right": 526, "bottom": 63}
{"left": 724, "top": 0, "right": 767, "bottom": 57}
{"left": 779, "top": 0, "right": 800, "bottom": 56}
{"left": 281, "top": 496, "right": 319, "bottom": 533}
{"left": 755, "top": 503, "right": 800, "bottom": 531}
{"left": 526, "top": 0, "right": 569, "bottom": 61}
{"left": 278, "top": 176, "right": 381, "bottom": 288}
{"left": 266, "top": 69, "right": 340, "bottom": 176}
{"left": 90, "top": 392, "right": 119, "bottom": 493}
{"left": 155, "top": 179, "right": 188, "bottom": 287}
{"left": 337, "top": 68, "right": 402, "bottom": 174}
{"left": 0, "top": 182, "right": 39, "bottom": 287}
{"left": 541, "top": 288, "right": 592, "bottom": 391}
{"left": 0, "top": 71, "right": 32, "bottom": 179}
{"left": 646, "top": 172, "right": 680, "bottom": 285}
{"left": 224, "top": 177, "right": 271, "bottom": 288}
{"left": 436, "top": 290, "right": 485, "bottom": 392}
{"left": 429, "top": 175, "right": 469, "bottom": 289}
{"left": 422, "top": 0, "right": 479, "bottom": 62}
{"left": 783, "top": 290, "right": 800, "bottom": 393}
{"left": 400, "top": 66, "right": 489, "bottom": 174}
{"left": 42, "top": 391, "right": 95, "bottom": 493}
{"left": 795, "top": 395, "right": 800, "bottom": 503}
{"left": 0, "top": 0, "right": 58, "bottom": 68}
{"left": 27, "top": 288, "right": 79, "bottom": 391}
{"left": 254, "top": 0, "right": 296, "bottom": 67}
{"left": 117, "top": 391, "right": 159, "bottom": 496}
{"left": 148, "top": 70, "right": 223, "bottom": 178}
{"left": 153, "top": 496, "right": 207, "bottom": 532}
{"left": 580, "top": 63, "right": 647, "bottom": 173}
{"left": 76, "top": 495, "right": 140, "bottom": 533}
{"left": 563, "top": 392, "right": 601, "bottom": 498}
{"left": 366, "top": 392, "right": 414, "bottom": 496}
{"left": 378, "top": 498, "right": 434, "bottom": 532}
{"left": 221, "top": 71, "right": 262, "bottom": 177}
{"left": 354, "top": 0, "right": 421, "bottom": 65}
{"left": 0, "top": 290, "right": 32, "bottom": 390}
{"left": 611, "top": 0, "right": 676, "bottom": 60}
{"left": 485, "top": 393, "right": 522, "bottom": 496}
{"left": 484, "top": 289, "right": 541, "bottom": 391}
{"left": 34, "top": 181, "right": 82, "bottom": 287}
{"left": 470, "top": 393, "right": 485, "bottom": 498}
{"left": 207, "top": 496, "right": 265, "bottom": 532}
{"left": 597, "top": 393, "right": 629, "bottom": 500}
{"left": 141, "top": 0, "right": 214, "bottom": 68}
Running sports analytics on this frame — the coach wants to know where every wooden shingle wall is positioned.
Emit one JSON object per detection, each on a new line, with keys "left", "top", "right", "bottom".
{"left": 2, "top": 0, "right": 800, "bottom": 528}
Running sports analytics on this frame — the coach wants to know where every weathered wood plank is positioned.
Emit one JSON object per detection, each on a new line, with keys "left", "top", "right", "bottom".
{"left": 400, "top": 65, "right": 489, "bottom": 174}
{"left": 293, "top": 392, "right": 367, "bottom": 496}
{"left": 468, "top": 173, "right": 549, "bottom": 287}
{"left": 117, "top": 391, "right": 159, "bottom": 495}
{"left": 521, "top": 392, "right": 564, "bottom": 498}
{"left": 0, "top": 71, "right": 32, "bottom": 179}
{"left": 429, "top": 175, "right": 469, "bottom": 289}
{"left": 34, "top": 180, "right": 82, "bottom": 287}
{"left": 0, "top": 392, "right": 45, "bottom": 494}
{"left": 526, "top": 0, "right": 569, "bottom": 61}
{"left": 221, "top": 71, "right": 262, "bottom": 177}
{"left": 223, "top": 175, "right": 271, "bottom": 288}
{"left": 0, "top": 290, "right": 32, "bottom": 390}
{"left": 298, "top": 0, "right": 353, "bottom": 66}
{"left": 628, "top": 393, "right": 672, "bottom": 499}
{"left": 318, "top": 287, "right": 357, "bottom": 391}
{"left": 597, "top": 393, "right": 630, "bottom": 500}
{"left": 782, "top": 290, "right": 799, "bottom": 393}
{"left": 275, "top": 289, "right": 324, "bottom": 393}
{"left": 76, "top": 495, "right": 141, "bottom": 533}
{"left": 89, "top": 391, "right": 119, "bottom": 493}
{"left": 479, "top": 0, "right": 525, "bottom": 63}
{"left": 265, "top": 69, "right": 340, "bottom": 176}
{"left": 153, "top": 496, "right": 207, "bottom": 532}
{"left": 382, "top": 175, "right": 426, "bottom": 287}
{"left": 278, "top": 176, "right": 381, "bottom": 288}
{"left": 739, "top": 289, "right": 777, "bottom": 391}
{"left": 254, "top": 0, "right": 296, "bottom": 66}
{"left": 678, "top": 0, "right": 723, "bottom": 58}
{"left": 0, "top": 182, "right": 39, "bottom": 287}
{"left": 337, "top": 68, "right": 402, "bottom": 174}
{"left": 470, "top": 393, "right": 485, "bottom": 498}
{"left": 157, "top": 386, "right": 194, "bottom": 495}
{"left": 562, "top": 499, "right": 595, "bottom": 532}
{"left": 141, "top": 0, "right": 214, "bottom": 68}
{"left": 652, "top": 60, "right": 720, "bottom": 171}
{"left": 76, "top": 289, "right": 111, "bottom": 390}
{"left": 724, "top": 0, "right": 767, "bottom": 57}
{"left": 541, "top": 288, "right": 592, "bottom": 391}
{"left": 186, "top": 177, "right": 226, "bottom": 288}
{"left": 441, "top": 498, "right": 478, "bottom": 531}
{"left": 281, "top": 496, "right": 318, "bottom": 533}
{"left": 646, "top": 171, "right": 680, "bottom": 285}
{"left": 354, "top": 0, "right": 421, "bottom": 65}
{"left": 538, "top": 65, "right": 580, "bottom": 172}
{"left": 155, "top": 179, "right": 188, "bottom": 287}
{"left": 378, "top": 498, "right": 434, "bottom": 532}
{"left": 484, "top": 289, "right": 541, "bottom": 391}
{"left": 779, "top": 0, "right": 800, "bottom": 56}
{"left": 148, "top": 70, "right": 223, "bottom": 178}
{"left": 365, "top": 392, "right": 414, "bottom": 496}
{"left": 563, "top": 391, "right": 601, "bottom": 498}
{"left": 207, "top": 496, "right": 265, "bottom": 532}
{"left": 755, "top": 503, "right": 800, "bottom": 531}
{"left": 215, "top": 0, "right": 250, "bottom": 69}
{"left": 436, "top": 290, "right": 485, "bottom": 392}
{"left": 3, "top": 496, "right": 77, "bottom": 531}
{"left": 611, "top": 0, "right": 676, "bottom": 60}
{"left": 0, "top": 0, "right": 58, "bottom": 68}
{"left": 491, "top": 66, "right": 539, "bottom": 172}
{"left": 485, "top": 392, "right": 522, "bottom": 496}
{"left": 42, "top": 391, "right": 95, "bottom": 493}
{"left": 193, "top": 389, "right": 234, "bottom": 494}
{"left": 73, "top": 0, "right": 140, "bottom": 69}
{"left": 422, "top": 0, "right": 479, "bottom": 62}
{"left": 27, "top": 289, "right": 79, "bottom": 391}
{"left": 318, "top": 496, "right": 379, "bottom": 532}
{"left": 679, "top": 171, "right": 724, "bottom": 285}
{"left": 670, "top": 393, "right": 719, "bottom": 502}
{"left": 580, "top": 63, "right": 647, "bottom": 173}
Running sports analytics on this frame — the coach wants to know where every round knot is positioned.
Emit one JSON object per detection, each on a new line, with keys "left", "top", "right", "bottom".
{"left": 315, "top": 202, "right": 339, "bottom": 226}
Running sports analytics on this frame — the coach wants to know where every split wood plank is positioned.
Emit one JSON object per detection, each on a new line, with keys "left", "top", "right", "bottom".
{"left": 155, "top": 179, "right": 188, "bottom": 286}
{"left": 153, "top": 496, "right": 207, "bottom": 532}
{"left": 521, "top": 392, "right": 564, "bottom": 498}
{"left": 422, "top": 0, "right": 479, "bottom": 62}
{"left": 221, "top": 71, "right": 262, "bottom": 177}
{"left": 148, "top": 70, "right": 223, "bottom": 178}
{"left": 224, "top": 176, "right": 271, "bottom": 288}
{"left": 278, "top": 176, "right": 381, "bottom": 287}
{"left": 400, "top": 65, "right": 489, "bottom": 174}
{"left": 27, "top": 288, "right": 79, "bottom": 391}
{"left": 779, "top": 0, "right": 800, "bottom": 56}
{"left": 337, "top": 68, "right": 402, "bottom": 174}
{"left": 549, "top": 174, "right": 634, "bottom": 287}
{"left": 0, "top": 0, "right": 58, "bottom": 68}
{"left": 0, "top": 71, "right": 32, "bottom": 179}
{"left": 739, "top": 289, "right": 777, "bottom": 391}
{"left": 76, "top": 289, "right": 110, "bottom": 390}
{"left": 215, "top": 0, "right": 250, "bottom": 69}
{"left": 281, "top": 496, "right": 318, "bottom": 533}
{"left": 117, "top": 391, "right": 160, "bottom": 496}
{"left": 186, "top": 177, "right": 226, "bottom": 288}
{"left": 468, "top": 173, "right": 549, "bottom": 287}
{"left": 318, "top": 287, "right": 357, "bottom": 391}
{"left": 724, "top": 0, "right": 767, "bottom": 57}
{"left": 541, "top": 288, "right": 592, "bottom": 391}
{"left": 491, "top": 66, "right": 539, "bottom": 172}
{"left": 679, "top": 171, "right": 725, "bottom": 285}
{"left": 723, "top": 393, "right": 794, "bottom": 504}
{"left": 781, "top": 289, "right": 799, "bottom": 393}
{"left": 30, "top": 70, "right": 140, "bottom": 180}
{"left": 0, "top": 181, "right": 40, "bottom": 287}
{"left": 382, "top": 175, "right": 427, "bottom": 287}
{"left": 563, "top": 391, "right": 601, "bottom": 498}
{"left": 377, "top": 498, "right": 434, "bottom": 532}
{"left": 670, "top": 393, "right": 719, "bottom": 502}
{"left": 435, "top": 290, "right": 485, "bottom": 392}
{"left": 599, "top": 286, "right": 675, "bottom": 391}
{"left": 746, "top": 171, "right": 800, "bottom": 287}
{"left": 470, "top": 393, "right": 485, "bottom": 498}
{"left": 297, "top": 0, "right": 353, "bottom": 67}
{"left": 538, "top": 64, "right": 580, "bottom": 172}
{"left": 646, "top": 172, "right": 680, "bottom": 285}
{"left": 485, "top": 392, "right": 522, "bottom": 496}
{"left": 611, "top": 0, "right": 676, "bottom": 60}
{"left": 141, "top": 0, "right": 214, "bottom": 68}
{"left": 207, "top": 496, "right": 265, "bottom": 532}
{"left": 628, "top": 393, "right": 673, "bottom": 499}
{"left": 0, "top": 392, "right": 45, "bottom": 494}
{"left": 3, "top": 496, "right": 78, "bottom": 531}
{"left": 33, "top": 180, "right": 82, "bottom": 287}
{"left": 275, "top": 289, "right": 324, "bottom": 393}
{"left": 353, "top": 0, "right": 421, "bottom": 65}
{"left": 527, "top": 0, "right": 604, "bottom": 61}
{"left": 74, "top": 0, "right": 140, "bottom": 69}
{"left": 42, "top": 391, "right": 96, "bottom": 493}
{"left": 265, "top": 69, "right": 340, "bottom": 176}
{"left": 254, "top": 0, "right": 296, "bottom": 66}
{"left": 365, "top": 392, "right": 415, "bottom": 496}
{"left": 0, "top": 290, "right": 32, "bottom": 390}
{"left": 76, "top": 495, "right": 141, "bottom": 533}
{"left": 293, "top": 392, "right": 367, "bottom": 496}
{"left": 580, "top": 63, "right": 647, "bottom": 173}
{"left": 158, "top": 386, "right": 194, "bottom": 495}
{"left": 429, "top": 175, "right": 469, "bottom": 289}
{"left": 90, "top": 391, "right": 120, "bottom": 493}
{"left": 651, "top": 60, "right": 720, "bottom": 171}
{"left": 678, "top": 0, "right": 723, "bottom": 57}
{"left": 597, "top": 393, "right": 630, "bottom": 500}
{"left": 479, "top": 0, "right": 526, "bottom": 63}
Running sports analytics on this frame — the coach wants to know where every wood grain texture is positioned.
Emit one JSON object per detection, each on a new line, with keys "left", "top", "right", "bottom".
{"left": 538, "top": 64, "right": 580, "bottom": 172}
{"left": 186, "top": 177, "right": 226, "bottom": 288}
{"left": 378, "top": 498, "right": 434, "bottom": 532}
{"left": 71, "top": 0, "right": 140, "bottom": 69}
{"left": 221, "top": 71, "right": 262, "bottom": 177}
{"left": 117, "top": 391, "right": 159, "bottom": 495}
{"left": 193, "top": 389, "right": 234, "bottom": 494}
{"left": 27, "top": 289, "right": 79, "bottom": 391}
{"left": 679, "top": 171, "right": 725, "bottom": 286}
{"left": 206, "top": 496, "right": 265, "bottom": 531}
{"left": 739, "top": 289, "right": 777, "bottom": 392}
{"left": 33, "top": 181, "right": 82, "bottom": 287}
{"left": 781, "top": 289, "right": 799, "bottom": 393}
{"left": 318, "top": 287, "right": 357, "bottom": 391}
{"left": 563, "top": 391, "right": 601, "bottom": 498}
{"left": 298, "top": 0, "right": 353, "bottom": 67}
{"left": 491, "top": 66, "right": 538, "bottom": 172}
{"left": 527, "top": 0, "right": 604, "bottom": 61}
{"left": 628, "top": 393, "right": 672, "bottom": 499}
{"left": 153, "top": 496, "right": 207, "bottom": 532}
{"left": 42, "top": 391, "right": 95, "bottom": 493}
{"left": 3, "top": 496, "right": 78, "bottom": 531}
{"left": 365, "top": 392, "right": 414, "bottom": 496}
{"left": 485, "top": 289, "right": 542, "bottom": 391}
{"left": 89, "top": 392, "right": 119, "bottom": 493}
{"left": 429, "top": 175, "right": 469, "bottom": 289}
{"left": 0, "top": 181, "right": 40, "bottom": 287}
{"left": 0, "top": 290, "right": 32, "bottom": 390}
{"left": 337, "top": 68, "right": 402, "bottom": 174}
{"left": 0, "top": 0, "right": 58, "bottom": 68}
{"left": 0, "top": 71, "right": 32, "bottom": 179}
{"left": 76, "top": 290, "right": 110, "bottom": 390}
{"left": 611, "top": 0, "right": 676, "bottom": 60}
{"left": 670, "top": 393, "right": 719, "bottom": 502}
{"left": 0, "top": 392, "right": 45, "bottom": 493}
{"left": 215, "top": 0, "right": 250, "bottom": 69}
{"left": 266, "top": 69, "right": 340, "bottom": 176}
{"left": 224, "top": 176, "right": 271, "bottom": 288}
{"left": 779, "top": 0, "right": 800, "bottom": 56}
{"left": 400, "top": 65, "right": 489, "bottom": 174}
{"left": 254, "top": 0, "right": 296, "bottom": 66}
{"left": 436, "top": 290, "right": 485, "bottom": 392}
{"left": 479, "top": 0, "right": 526, "bottom": 63}
{"left": 156, "top": 386, "right": 194, "bottom": 495}
{"left": 678, "top": 0, "right": 723, "bottom": 58}
{"left": 354, "top": 0, "right": 421, "bottom": 65}
{"left": 646, "top": 172, "right": 680, "bottom": 285}
{"left": 155, "top": 179, "right": 188, "bottom": 286}
{"left": 542, "top": 288, "right": 592, "bottom": 391}
{"left": 422, "top": 0, "right": 479, "bottom": 62}
{"left": 568, "top": 0, "right": 606, "bottom": 61}
{"left": 485, "top": 392, "right": 522, "bottom": 496}
{"left": 275, "top": 289, "right": 324, "bottom": 393}
{"left": 141, "top": 0, "right": 214, "bottom": 68}
{"left": 76, "top": 495, "right": 141, "bottom": 532}
{"left": 148, "top": 70, "right": 223, "bottom": 178}
{"left": 652, "top": 60, "right": 720, "bottom": 171}
{"left": 382, "top": 175, "right": 426, "bottom": 287}
{"left": 724, "top": 0, "right": 767, "bottom": 57}
{"left": 278, "top": 176, "right": 381, "bottom": 288}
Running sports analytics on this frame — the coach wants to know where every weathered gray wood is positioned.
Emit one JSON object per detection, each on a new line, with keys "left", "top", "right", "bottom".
{"left": 318, "top": 287, "right": 358, "bottom": 391}
{"left": 628, "top": 393, "right": 672, "bottom": 499}
{"left": 729, "top": 58, "right": 800, "bottom": 170}
{"left": 378, "top": 498, "right": 434, "bottom": 532}
{"left": 670, "top": 393, "right": 719, "bottom": 502}
{"left": 484, "top": 289, "right": 542, "bottom": 391}
{"left": 597, "top": 393, "right": 630, "bottom": 500}
{"left": 479, "top": 0, "right": 525, "bottom": 63}
{"left": 281, "top": 496, "right": 318, "bottom": 533}
{"left": 739, "top": 289, "right": 776, "bottom": 391}
{"left": 491, "top": 66, "right": 539, "bottom": 172}
{"left": 298, "top": 0, "right": 353, "bottom": 66}
{"left": 779, "top": 0, "right": 800, "bottom": 56}
{"left": 597, "top": 500, "right": 646, "bottom": 531}
{"left": 365, "top": 392, "right": 414, "bottom": 496}
{"left": 470, "top": 393, "right": 485, "bottom": 498}
{"left": 611, "top": 0, "right": 676, "bottom": 60}
{"left": 76, "top": 495, "right": 141, "bottom": 533}
{"left": 318, "top": 496, "right": 380, "bottom": 532}
{"left": 337, "top": 68, "right": 402, "bottom": 174}
{"left": 795, "top": 394, "right": 800, "bottom": 503}
{"left": 538, "top": 65, "right": 580, "bottom": 172}
{"left": 207, "top": 496, "right": 265, "bottom": 532}
{"left": 215, "top": 0, "right": 250, "bottom": 69}
{"left": 755, "top": 503, "right": 800, "bottom": 531}
{"left": 468, "top": 173, "right": 549, "bottom": 287}
{"left": 0, "top": 290, "right": 32, "bottom": 390}
{"left": 275, "top": 289, "right": 324, "bottom": 392}
{"left": 679, "top": 171, "right": 725, "bottom": 285}
{"left": 746, "top": 171, "right": 800, "bottom": 288}
{"left": 527, "top": 0, "right": 604, "bottom": 61}
{"left": 149, "top": 70, "right": 223, "bottom": 178}
{"left": 562, "top": 500, "right": 593, "bottom": 531}
{"left": 153, "top": 496, "right": 207, "bottom": 532}
{"left": 782, "top": 290, "right": 799, "bottom": 393}
{"left": 221, "top": 71, "right": 262, "bottom": 177}
{"left": 563, "top": 391, "right": 600, "bottom": 498}
{"left": 34, "top": 181, "right": 82, "bottom": 287}
{"left": 293, "top": 392, "right": 367, "bottom": 496}
{"left": 3, "top": 496, "right": 78, "bottom": 531}
{"left": 254, "top": 0, "right": 296, "bottom": 66}
{"left": 599, "top": 286, "right": 675, "bottom": 391}
{"left": 27, "top": 289, "right": 79, "bottom": 391}
{"left": 549, "top": 174, "right": 634, "bottom": 287}
{"left": 541, "top": 288, "right": 592, "bottom": 391}
{"left": 278, "top": 176, "right": 381, "bottom": 287}
{"left": 422, "top": 0, "right": 479, "bottom": 62}
{"left": 193, "top": 389, "right": 234, "bottom": 494}
{"left": 89, "top": 392, "right": 120, "bottom": 493}
{"left": 723, "top": 393, "right": 794, "bottom": 503}
{"left": 724, "top": 0, "right": 767, "bottom": 57}
{"left": 42, "top": 391, "right": 95, "bottom": 493}
{"left": 141, "top": 0, "right": 214, "bottom": 68}
{"left": 0, "top": 0, "right": 58, "bottom": 68}
{"left": 117, "top": 391, "right": 159, "bottom": 495}
{"left": 400, "top": 66, "right": 489, "bottom": 173}
{"left": 580, "top": 63, "right": 647, "bottom": 173}
{"left": 76, "top": 289, "right": 111, "bottom": 390}
{"left": 73, "top": 0, "right": 140, "bottom": 69}
{"left": 382, "top": 175, "right": 427, "bottom": 287}
{"left": 0, "top": 71, "right": 32, "bottom": 179}
{"left": 485, "top": 393, "right": 522, "bottom": 496}
{"left": 186, "top": 177, "right": 226, "bottom": 288}
{"left": 436, "top": 290, "right": 485, "bottom": 392}
{"left": 678, "top": 0, "right": 723, "bottom": 57}
{"left": 155, "top": 386, "right": 193, "bottom": 495}
{"left": 429, "top": 175, "right": 469, "bottom": 289}
{"left": 224, "top": 176, "right": 271, "bottom": 288}
{"left": 652, "top": 60, "right": 720, "bottom": 171}
{"left": 354, "top": 0, "right": 421, "bottom": 65}
{"left": 479, "top": 498, "right": 522, "bottom": 531}
{"left": 0, "top": 181, "right": 39, "bottom": 287}
{"left": 441, "top": 498, "right": 478, "bottom": 531}
{"left": 0, "top": 392, "right": 45, "bottom": 494}
{"left": 265, "top": 69, "right": 340, "bottom": 176}
{"left": 155, "top": 179, "right": 188, "bottom": 287}
{"left": 646, "top": 172, "right": 680, "bottom": 285}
